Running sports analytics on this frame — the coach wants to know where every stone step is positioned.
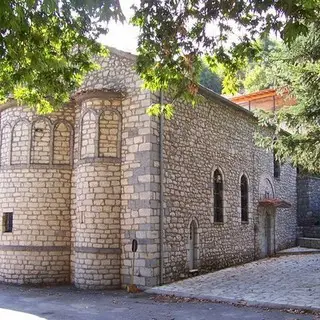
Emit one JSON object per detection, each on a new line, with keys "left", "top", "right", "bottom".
{"left": 276, "top": 246, "right": 320, "bottom": 256}
{"left": 298, "top": 237, "right": 320, "bottom": 249}
{"left": 188, "top": 269, "right": 199, "bottom": 277}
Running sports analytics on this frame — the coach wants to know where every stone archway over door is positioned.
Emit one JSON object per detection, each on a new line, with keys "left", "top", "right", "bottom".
{"left": 188, "top": 221, "right": 198, "bottom": 270}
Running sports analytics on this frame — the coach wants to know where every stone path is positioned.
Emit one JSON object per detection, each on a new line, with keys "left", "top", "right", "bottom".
{"left": 147, "top": 254, "right": 320, "bottom": 311}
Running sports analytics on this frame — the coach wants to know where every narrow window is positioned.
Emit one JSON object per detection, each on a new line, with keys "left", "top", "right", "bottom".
{"left": 213, "top": 169, "right": 223, "bottom": 222}
{"left": 274, "top": 153, "right": 281, "bottom": 178}
{"left": 3, "top": 212, "right": 13, "bottom": 233}
{"left": 241, "top": 175, "right": 249, "bottom": 222}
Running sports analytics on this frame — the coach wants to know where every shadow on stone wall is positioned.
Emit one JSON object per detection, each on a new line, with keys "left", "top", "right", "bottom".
{"left": 297, "top": 174, "right": 320, "bottom": 239}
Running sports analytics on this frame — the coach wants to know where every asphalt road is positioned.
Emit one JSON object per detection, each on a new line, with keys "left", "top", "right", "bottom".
{"left": 0, "top": 284, "right": 318, "bottom": 320}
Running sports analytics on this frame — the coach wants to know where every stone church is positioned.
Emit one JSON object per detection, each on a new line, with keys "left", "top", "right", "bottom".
{"left": 0, "top": 48, "right": 305, "bottom": 289}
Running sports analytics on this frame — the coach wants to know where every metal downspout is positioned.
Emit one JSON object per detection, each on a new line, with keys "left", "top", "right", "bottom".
{"left": 274, "top": 210, "right": 276, "bottom": 255}
{"left": 253, "top": 131, "right": 257, "bottom": 260}
{"left": 159, "top": 89, "right": 164, "bottom": 285}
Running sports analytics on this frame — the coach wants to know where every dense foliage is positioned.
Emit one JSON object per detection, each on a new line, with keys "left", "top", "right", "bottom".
{"left": 0, "top": 0, "right": 124, "bottom": 112}
{"left": 132, "top": 0, "right": 319, "bottom": 117}
{"left": 199, "top": 64, "right": 222, "bottom": 93}
{"left": 257, "top": 23, "right": 320, "bottom": 173}
{"left": 240, "top": 38, "right": 280, "bottom": 93}
{"left": 1, "top": 0, "right": 319, "bottom": 114}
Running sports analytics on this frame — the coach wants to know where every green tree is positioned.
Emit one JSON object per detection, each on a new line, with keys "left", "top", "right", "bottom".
{"left": 215, "top": 37, "right": 280, "bottom": 94}
{"left": 132, "top": 0, "right": 319, "bottom": 118}
{"left": 131, "top": 1, "right": 320, "bottom": 172}
{"left": 257, "top": 23, "right": 320, "bottom": 172}
{"left": 199, "top": 64, "right": 222, "bottom": 93}
{"left": 2, "top": 0, "right": 319, "bottom": 114}
{"left": 0, "top": 0, "right": 124, "bottom": 113}
{"left": 241, "top": 38, "right": 280, "bottom": 93}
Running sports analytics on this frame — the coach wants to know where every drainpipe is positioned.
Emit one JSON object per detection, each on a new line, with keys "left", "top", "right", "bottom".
{"left": 159, "top": 89, "right": 164, "bottom": 285}
{"left": 252, "top": 129, "right": 257, "bottom": 260}
{"left": 274, "top": 212, "right": 276, "bottom": 254}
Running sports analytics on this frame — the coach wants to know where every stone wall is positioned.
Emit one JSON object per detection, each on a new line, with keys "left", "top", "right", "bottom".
{"left": 156, "top": 90, "right": 297, "bottom": 283}
{"left": 71, "top": 49, "right": 161, "bottom": 288}
{"left": 0, "top": 48, "right": 161, "bottom": 288}
{"left": 273, "top": 164, "right": 297, "bottom": 250}
{"left": 253, "top": 139, "right": 297, "bottom": 254}
{"left": 0, "top": 106, "right": 74, "bottom": 284}
{"left": 71, "top": 96, "right": 122, "bottom": 289}
{"left": 0, "top": 47, "right": 300, "bottom": 288}
{"left": 297, "top": 175, "right": 320, "bottom": 238}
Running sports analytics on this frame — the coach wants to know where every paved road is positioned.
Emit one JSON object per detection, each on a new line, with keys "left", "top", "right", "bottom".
{"left": 0, "top": 284, "right": 318, "bottom": 320}
{"left": 148, "top": 254, "right": 320, "bottom": 311}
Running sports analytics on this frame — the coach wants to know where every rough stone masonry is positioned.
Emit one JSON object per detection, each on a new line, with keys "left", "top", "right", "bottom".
{"left": 0, "top": 47, "right": 299, "bottom": 289}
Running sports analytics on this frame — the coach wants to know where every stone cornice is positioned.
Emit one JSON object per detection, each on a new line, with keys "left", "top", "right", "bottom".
{"left": 72, "top": 90, "right": 125, "bottom": 104}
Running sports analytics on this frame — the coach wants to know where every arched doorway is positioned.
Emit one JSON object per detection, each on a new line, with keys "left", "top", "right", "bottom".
{"left": 188, "top": 220, "right": 198, "bottom": 270}
{"left": 256, "top": 175, "right": 276, "bottom": 258}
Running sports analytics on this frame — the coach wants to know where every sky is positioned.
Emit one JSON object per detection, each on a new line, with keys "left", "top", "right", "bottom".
{"left": 100, "top": 1, "right": 279, "bottom": 55}
{"left": 99, "top": 0, "right": 139, "bottom": 53}
{"left": 99, "top": 1, "right": 254, "bottom": 55}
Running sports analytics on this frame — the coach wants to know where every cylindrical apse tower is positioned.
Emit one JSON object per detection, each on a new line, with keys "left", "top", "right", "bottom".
{"left": 72, "top": 92, "right": 122, "bottom": 289}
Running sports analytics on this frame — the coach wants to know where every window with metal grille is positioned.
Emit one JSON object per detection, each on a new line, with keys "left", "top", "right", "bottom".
{"left": 3, "top": 212, "right": 13, "bottom": 233}
{"left": 213, "top": 169, "right": 223, "bottom": 223}
{"left": 241, "top": 175, "right": 249, "bottom": 222}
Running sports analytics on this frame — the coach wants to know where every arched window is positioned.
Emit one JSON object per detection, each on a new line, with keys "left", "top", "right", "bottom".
{"left": 241, "top": 175, "right": 249, "bottom": 222}
{"left": 213, "top": 169, "right": 223, "bottom": 223}
{"left": 0, "top": 124, "right": 11, "bottom": 166}
{"left": 273, "top": 137, "right": 281, "bottom": 179}
{"left": 11, "top": 120, "right": 30, "bottom": 165}
{"left": 31, "top": 118, "right": 51, "bottom": 164}
{"left": 273, "top": 152, "right": 281, "bottom": 178}
{"left": 53, "top": 121, "right": 72, "bottom": 165}
{"left": 98, "top": 110, "right": 121, "bottom": 158}
{"left": 80, "top": 110, "right": 97, "bottom": 159}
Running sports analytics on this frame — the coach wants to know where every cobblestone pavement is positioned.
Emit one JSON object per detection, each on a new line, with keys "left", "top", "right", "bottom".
{"left": 0, "top": 284, "right": 319, "bottom": 320}
{"left": 148, "top": 254, "right": 320, "bottom": 311}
